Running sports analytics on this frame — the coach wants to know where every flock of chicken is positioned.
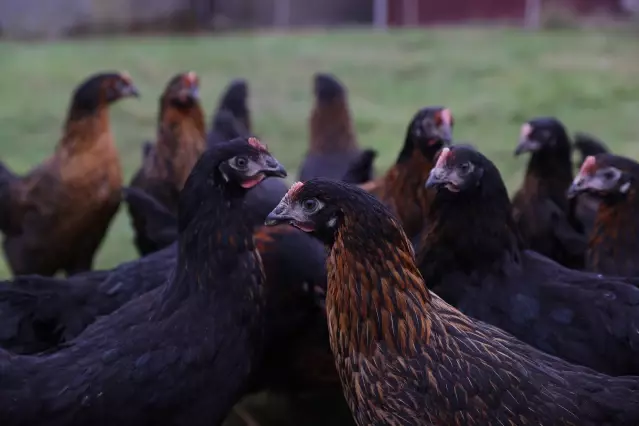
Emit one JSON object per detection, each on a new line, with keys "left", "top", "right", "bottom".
{"left": 0, "top": 68, "right": 638, "bottom": 425}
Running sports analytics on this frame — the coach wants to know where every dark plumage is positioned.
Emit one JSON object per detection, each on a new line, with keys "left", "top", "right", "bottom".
{"left": 0, "top": 137, "right": 288, "bottom": 426}
{"left": 298, "top": 73, "right": 366, "bottom": 182}
{"left": 568, "top": 154, "right": 639, "bottom": 277}
{"left": 0, "top": 71, "right": 138, "bottom": 276}
{"left": 359, "top": 106, "right": 453, "bottom": 239}
{"left": 417, "top": 146, "right": 639, "bottom": 376}
{"left": 0, "top": 246, "right": 175, "bottom": 354}
{"left": 206, "top": 79, "right": 251, "bottom": 147}
{"left": 512, "top": 117, "right": 586, "bottom": 269}
{"left": 117, "top": 178, "right": 338, "bottom": 396}
{"left": 341, "top": 148, "right": 378, "bottom": 184}
{"left": 574, "top": 132, "right": 610, "bottom": 164}
{"left": 265, "top": 177, "right": 639, "bottom": 426}
{"left": 572, "top": 132, "right": 611, "bottom": 235}
{"left": 128, "top": 71, "right": 205, "bottom": 256}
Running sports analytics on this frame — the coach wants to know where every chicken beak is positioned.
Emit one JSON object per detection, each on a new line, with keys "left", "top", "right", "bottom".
{"left": 425, "top": 168, "right": 446, "bottom": 189}
{"left": 261, "top": 158, "right": 287, "bottom": 179}
{"left": 121, "top": 84, "right": 140, "bottom": 98}
{"left": 514, "top": 137, "right": 540, "bottom": 156}
{"left": 566, "top": 174, "right": 588, "bottom": 199}
{"left": 265, "top": 203, "right": 295, "bottom": 227}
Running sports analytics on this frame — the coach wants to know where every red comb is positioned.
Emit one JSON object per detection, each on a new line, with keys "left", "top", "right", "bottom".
{"left": 288, "top": 181, "right": 304, "bottom": 198}
{"left": 580, "top": 156, "right": 597, "bottom": 176}
{"left": 248, "top": 137, "right": 267, "bottom": 151}
{"left": 120, "top": 71, "right": 132, "bottom": 83}
{"left": 519, "top": 123, "right": 532, "bottom": 140}
{"left": 183, "top": 71, "right": 197, "bottom": 85}
{"left": 440, "top": 108, "right": 452, "bottom": 125}
{"left": 435, "top": 147, "right": 451, "bottom": 168}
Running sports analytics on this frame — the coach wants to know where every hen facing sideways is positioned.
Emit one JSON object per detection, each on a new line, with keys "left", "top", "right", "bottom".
{"left": 266, "top": 178, "right": 639, "bottom": 426}
{"left": 128, "top": 71, "right": 206, "bottom": 256}
{"left": 568, "top": 153, "right": 639, "bottom": 278}
{"left": 418, "top": 145, "right": 639, "bottom": 376}
{"left": 0, "top": 71, "right": 139, "bottom": 277}
{"left": 511, "top": 117, "right": 586, "bottom": 269}
{"left": 359, "top": 106, "right": 453, "bottom": 240}
{"left": 0, "top": 137, "right": 289, "bottom": 426}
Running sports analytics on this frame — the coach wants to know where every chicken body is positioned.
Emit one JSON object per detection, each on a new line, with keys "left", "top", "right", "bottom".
{"left": 0, "top": 72, "right": 138, "bottom": 276}
{"left": 128, "top": 72, "right": 206, "bottom": 256}
{"left": 419, "top": 146, "right": 639, "bottom": 376}
{"left": 265, "top": 178, "right": 639, "bottom": 426}
{"left": 298, "top": 73, "right": 364, "bottom": 182}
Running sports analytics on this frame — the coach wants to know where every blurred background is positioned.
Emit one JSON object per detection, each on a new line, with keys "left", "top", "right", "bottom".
{"left": 0, "top": 1, "right": 638, "bottom": 424}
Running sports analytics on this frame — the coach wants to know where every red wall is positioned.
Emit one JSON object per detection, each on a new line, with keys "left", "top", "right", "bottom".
{"left": 387, "top": 0, "right": 621, "bottom": 26}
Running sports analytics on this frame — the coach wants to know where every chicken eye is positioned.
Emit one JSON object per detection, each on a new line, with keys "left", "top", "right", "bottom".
{"left": 302, "top": 198, "right": 319, "bottom": 213}
{"left": 458, "top": 162, "right": 471, "bottom": 174}
{"left": 233, "top": 156, "right": 248, "bottom": 170}
{"left": 603, "top": 170, "right": 616, "bottom": 180}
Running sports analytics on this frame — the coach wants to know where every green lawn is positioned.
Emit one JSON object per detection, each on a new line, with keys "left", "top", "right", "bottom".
{"left": 0, "top": 27, "right": 638, "bottom": 279}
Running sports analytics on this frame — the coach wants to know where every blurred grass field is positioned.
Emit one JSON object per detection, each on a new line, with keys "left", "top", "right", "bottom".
{"left": 0, "top": 27, "right": 638, "bottom": 279}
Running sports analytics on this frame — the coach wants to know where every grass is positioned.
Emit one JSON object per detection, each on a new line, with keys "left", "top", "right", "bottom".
{"left": 0, "top": 27, "right": 638, "bottom": 279}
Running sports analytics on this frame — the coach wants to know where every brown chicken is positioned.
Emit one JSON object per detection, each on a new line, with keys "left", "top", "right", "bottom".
{"left": 512, "top": 117, "right": 586, "bottom": 269}
{"left": 360, "top": 106, "right": 452, "bottom": 239}
{"left": 568, "top": 154, "right": 639, "bottom": 277}
{"left": 0, "top": 71, "right": 139, "bottom": 276}
{"left": 265, "top": 178, "right": 639, "bottom": 426}
{"left": 572, "top": 132, "right": 611, "bottom": 236}
{"left": 298, "top": 73, "right": 367, "bottom": 182}
{"left": 128, "top": 71, "right": 205, "bottom": 256}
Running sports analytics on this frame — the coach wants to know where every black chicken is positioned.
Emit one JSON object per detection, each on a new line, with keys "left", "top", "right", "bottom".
{"left": 341, "top": 149, "right": 378, "bottom": 184}
{"left": 0, "top": 137, "right": 287, "bottom": 425}
{"left": 265, "top": 178, "right": 639, "bottom": 426}
{"left": 567, "top": 153, "right": 639, "bottom": 277}
{"left": 298, "top": 73, "right": 367, "bottom": 182}
{"left": 207, "top": 78, "right": 251, "bottom": 147}
{"left": 512, "top": 117, "right": 586, "bottom": 269}
{"left": 416, "top": 145, "right": 639, "bottom": 376}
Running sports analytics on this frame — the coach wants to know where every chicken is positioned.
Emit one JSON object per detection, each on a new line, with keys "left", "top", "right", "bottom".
{"left": 298, "top": 73, "right": 368, "bottom": 182}
{"left": 207, "top": 78, "right": 251, "bottom": 147}
{"left": 415, "top": 145, "right": 639, "bottom": 376}
{"left": 567, "top": 154, "right": 639, "bottom": 277}
{"left": 359, "top": 106, "right": 453, "bottom": 239}
{"left": 120, "top": 179, "right": 340, "bottom": 396}
{"left": 341, "top": 148, "right": 378, "bottom": 184}
{"left": 265, "top": 177, "right": 639, "bottom": 426}
{"left": 512, "top": 117, "right": 586, "bottom": 269}
{"left": 572, "top": 132, "right": 611, "bottom": 234}
{"left": 0, "top": 71, "right": 139, "bottom": 276}
{"left": 128, "top": 71, "right": 205, "bottom": 256}
{"left": 0, "top": 137, "right": 288, "bottom": 426}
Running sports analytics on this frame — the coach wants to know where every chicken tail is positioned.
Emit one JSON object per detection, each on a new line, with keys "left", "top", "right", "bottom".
{"left": 573, "top": 132, "right": 610, "bottom": 167}
{"left": 0, "top": 160, "right": 18, "bottom": 232}
{"left": 122, "top": 186, "right": 178, "bottom": 248}
{"left": 342, "top": 149, "right": 378, "bottom": 184}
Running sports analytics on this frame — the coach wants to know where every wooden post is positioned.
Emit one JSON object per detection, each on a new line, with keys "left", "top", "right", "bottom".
{"left": 524, "top": 0, "right": 541, "bottom": 29}
{"left": 274, "top": 0, "right": 291, "bottom": 27}
{"left": 373, "top": 0, "right": 388, "bottom": 30}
